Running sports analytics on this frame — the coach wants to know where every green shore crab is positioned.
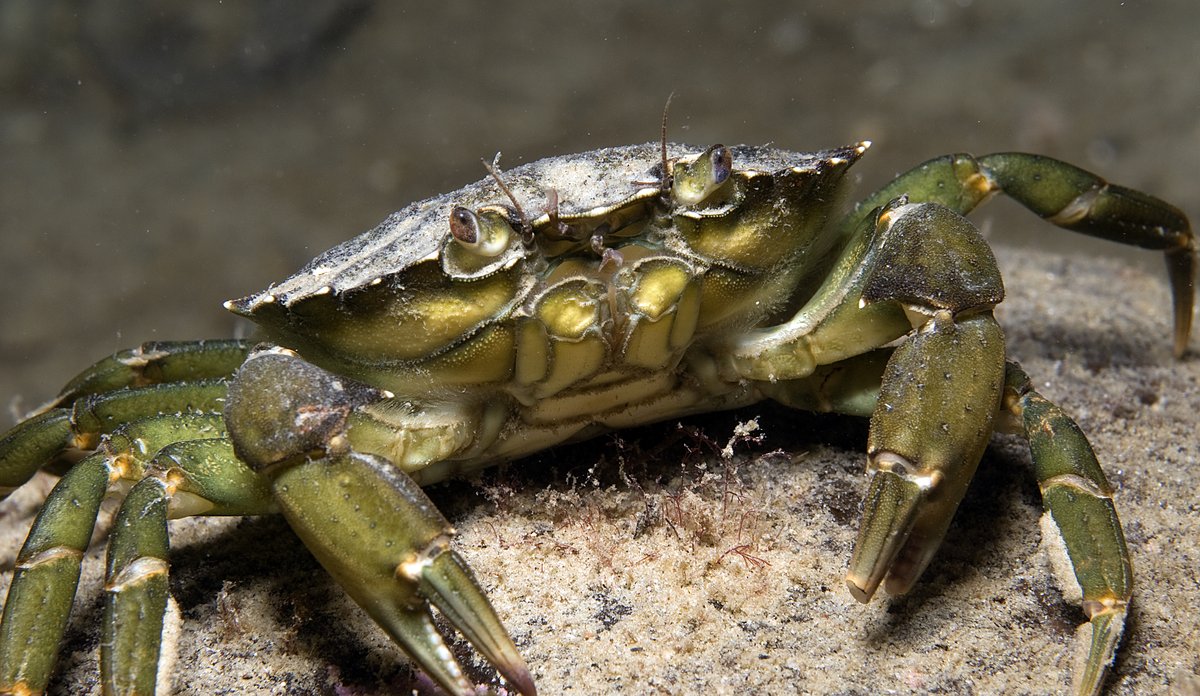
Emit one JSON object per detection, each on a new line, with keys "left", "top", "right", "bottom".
{"left": 0, "top": 136, "right": 1193, "bottom": 696}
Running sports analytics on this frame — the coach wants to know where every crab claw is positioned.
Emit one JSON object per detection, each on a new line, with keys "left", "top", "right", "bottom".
{"left": 270, "top": 451, "right": 536, "bottom": 696}
{"left": 421, "top": 550, "right": 538, "bottom": 696}
{"left": 223, "top": 349, "right": 535, "bottom": 694}
{"left": 846, "top": 311, "right": 1006, "bottom": 601}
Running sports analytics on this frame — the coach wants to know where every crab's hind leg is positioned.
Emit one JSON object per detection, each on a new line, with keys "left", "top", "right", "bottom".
{"left": 101, "top": 438, "right": 274, "bottom": 695}
{"left": 223, "top": 348, "right": 536, "bottom": 696}
{"left": 44, "top": 339, "right": 252, "bottom": 412}
{"left": 0, "top": 412, "right": 246, "bottom": 695}
{"left": 849, "top": 152, "right": 1195, "bottom": 355}
{"left": 1001, "top": 362, "right": 1131, "bottom": 696}
{"left": 0, "top": 338, "right": 251, "bottom": 497}
{"left": 0, "top": 453, "right": 110, "bottom": 694}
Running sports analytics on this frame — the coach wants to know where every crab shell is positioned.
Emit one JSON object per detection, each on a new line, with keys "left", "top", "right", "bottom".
{"left": 225, "top": 142, "right": 868, "bottom": 400}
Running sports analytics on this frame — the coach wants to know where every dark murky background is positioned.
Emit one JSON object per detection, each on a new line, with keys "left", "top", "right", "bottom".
{"left": 1, "top": 0, "right": 1197, "bottom": 410}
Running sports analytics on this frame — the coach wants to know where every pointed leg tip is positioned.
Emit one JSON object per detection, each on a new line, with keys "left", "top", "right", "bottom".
{"left": 489, "top": 650, "right": 536, "bottom": 696}
{"left": 1172, "top": 332, "right": 1189, "bottom": 360}
{"left": 844, "top": 575, "right": 874, "bottom": 604}
{"left": 505, "top": 666, "right": 537, "bottom": 696}
{"left": 1074, "top": 603, "right": 1126, "bottom": 696}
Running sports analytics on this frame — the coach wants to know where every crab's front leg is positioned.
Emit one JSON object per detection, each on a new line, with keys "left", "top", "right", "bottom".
{"left": 223, "top": 348, "right": 536, "bottom": 696}
{"left": 844, "top": 308, "right": 1006, "bottom": 600}
{"left": 849, "top": 206, "right": 1133, "bottom": 696}
{"left": 748, "top": 200, "right": 1129, "bottom": 695}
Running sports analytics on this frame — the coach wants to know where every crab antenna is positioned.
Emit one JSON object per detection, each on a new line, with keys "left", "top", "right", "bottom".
{"left": 660, "top": 91, "right": 675, "bottom": 192}
{"left": 481, "top": 152, "right": 529, "bottom": 226}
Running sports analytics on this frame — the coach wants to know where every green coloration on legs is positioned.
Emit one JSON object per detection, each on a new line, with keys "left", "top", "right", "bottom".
{"left": 978, "top": 152, "right": 1194, "bottom": 356}
{"left": 847, "top": 151, "right": 1194, "bottom": 356}
{"left": 48, "top": 339, "right": 252, "bottom": 411}
{"left": 102, "top": 478, "right": 171, "bottom": 696}
{"left": 68, "top": 380, "right": 229, "bottom": 438}
{"left": 0, "top": 411, "right": 71, "bottom": 496}
{"left": 763, "top": 348, "right": 891, "bottom": 418}
{"left": 1004, "top": 362, "right": 1131, "bottom": 696}
{"left": 847, "top": 311, "right": 1006, "bottom": 600}
{"left": 0, "top": 383, "right": 229, "bottom": 500}
{"left": 0, "top": 415, "right": 253, "bottom": 696}
{"left": 268, "top": 452, "right": 535, "bottom": 696}
{"left": 0, "top": 456, "right": 112, "bottom": 695}
{"left": 153, "top": 438, "right": 275, "bottom": 518}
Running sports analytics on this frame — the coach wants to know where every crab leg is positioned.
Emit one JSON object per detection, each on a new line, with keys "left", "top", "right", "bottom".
{"left": 726, "top": 201, "right": 916, "bottom": 381}
{"left": 0, "top": 380, "right": 230, "bottom": 498}
{"left": 762, "top": 348, "right": 892, "bottom": 418}
{"left": 102, "top": 476, "right": 170, "bottom": 696}
{"left": 1001, "top": 362, "right": 1131, "bottom": 696}
{"left": 223, "top": 348, "right": 535, "bottom": 695}
{"left": 0, "top": 454, "right": 111, "bottom": 695}
{"left": 848, "top": 152, "right": 1195, "bottom": 356}
{"left": 845, "top": 309, "right": 1006, "bottom": 599}
{"left": 0, "top": 414, "right": 234, "bottom": 696}
{"left": 41, "top": 339, "right": 252, "bottom": 413}
{"left": 270, "top": 452, "right": 535, "bottom": 696}
{"left": 102, "top": 438, "right": 274, "bottom": 695}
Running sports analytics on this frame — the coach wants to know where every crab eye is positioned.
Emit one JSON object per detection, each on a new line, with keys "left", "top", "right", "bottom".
{"left": 672, "top": 143, "right": 734, "bottom": 206}
{"left": 449, "top": 206, "right": 511, "bottom": 257}
{"left": 709, "top": 145, "right": 732, "bottom": 186}
{"left": 450, "top": 206, "right": 479, "bottom": 244}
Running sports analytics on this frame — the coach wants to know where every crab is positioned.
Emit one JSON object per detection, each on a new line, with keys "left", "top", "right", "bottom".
{"left": 0, "top": 133, "right": 1194, "bottom": 696}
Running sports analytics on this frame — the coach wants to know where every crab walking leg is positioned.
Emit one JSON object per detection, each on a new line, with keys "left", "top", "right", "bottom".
{"left": 0, "top": 414, "right": 233, "bottom": 695}
{"left": 101, "top": 439, "right": 275, "bottom": 696}
{"left": 0, "top": 410, "right": 72, "bottom": 498}
{"left": 845, "top": 310, "right": 1006, "bottom": 600}
{"left": 726, "top": 202, "right": 917, "bottom": 381}
{"left": 847, "top": 152, "right": 1195, "bottom": 356}
{"left": 102, "top": 477, "right": 170, "bottom": 696}
{"left": 40, "top": 339, "right": 252, "bottom": 414}
{"left": 0, "top": 455, "right": 111, "bottom": 695}
{"left": 0, "top": 380, "right": 230, "bottom": 498}
{"left": 268, "top": 453, "right": 535, "bottom": 696}
{"left": 1001, "top": 362, "right": 1131, "bottom": 696}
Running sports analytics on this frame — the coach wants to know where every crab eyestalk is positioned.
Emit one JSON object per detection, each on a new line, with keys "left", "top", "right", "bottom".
{"left": 672, "top": 143, "right": 733, "bottom": 205}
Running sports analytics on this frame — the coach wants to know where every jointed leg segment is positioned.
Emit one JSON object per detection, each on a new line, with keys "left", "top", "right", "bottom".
{"left": 0, "top": 341, "right": 536, "bottom": 696}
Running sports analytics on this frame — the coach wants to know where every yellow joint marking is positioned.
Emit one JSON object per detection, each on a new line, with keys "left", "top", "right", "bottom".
{"left": 1081, "top": 595, "right": 1128, "bottom": 619}
{"left": 109, "top": 452, "right": 137, "bottom": 483}
{"left": 106, "top": 556, "right": 169, "bottom": 593}
{"left": 395, "top": 533, "right": 453, "bottom": 584}
{"left": 0, "top": 681, "right": 37, "bottom": 696}
{"left": 17, "top": 545, "right": 84, "bottom": 570}
{"left": 152, "top": 467, "right": 187, "bottom": 497}
{"left": 72, "top": 431, "right": 100, "bottom": 451}
{"left": 1001, "top": 387, "right": 1024, "bottom": 417}
{"left": 1040, "top": 473, "right": 1113, "bottom": 499}
{"left": 965, "top": 172, "right": 997, "bottom": 196}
